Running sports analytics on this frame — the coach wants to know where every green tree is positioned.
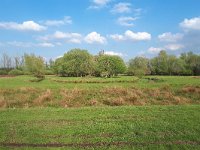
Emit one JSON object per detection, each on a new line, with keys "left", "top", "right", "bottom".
{"left": 128, "top": 56, "right": 149, "bottom": 78}
{"left": 180, "top": 52, "right": 200, "bottom": 75}
{"left": 54, "top": 49, "right": 95, "bottom": 77}
{"left": 150, "top": 50, "right": 168, "bottom": 75}
{"left": 24, "top": 54, "right": 45, "bottom": 78}
{"left": 96, "top": 55, "right": 126, "bottom": 77}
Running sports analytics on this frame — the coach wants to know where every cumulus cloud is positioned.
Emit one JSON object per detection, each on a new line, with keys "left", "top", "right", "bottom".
{"left": 39, "top": 31, "right": 82, "bottom": 43}
{"left": 158, "top": 32, "right": 183, "bottom": 42}
{"left": 84, "top": 32, "right": 107, "bottom": 44}
{"left": 125, "top": 30, "right": 151, "bottom": 41}
{"left": 111, "top": 3, "right": 131, "bottom": 13}
{"left": 53, "top": 31, "right": 68, "bottom": 39}
{"left": 147, "top": 44, "right": 184, "bottom": 54}
{"left": 53, "top": 31, "right": 82, "bottom": 39}
{"left": 109, "top": 34, "right": 124, "bottom": 41}
{"left": 43, "top": 16, "right": 72, "bottom": 26}
{"left": 117, "top": 16, "right": 137, "bottom": 27}
{"left": 104, "top": 51, "right": 123, "bottom": 56}
{"left": 40, "top": 31, "right": 107, "bottom": 44}
{"left": 89, "top": 0, "right": 111, "bottom": 9}
{"left": 180, "top": 17, "right": 200, "bottom": 31}
{"left": 0, "top": 21, "right": 46, "bottom": 31}
{"left": 148, "top": 47, "right": 163, "bottom": 53}
{"left": 110, "top": 30, "right": 151, "bottom": 42}
{"left": 164, "top": 44, "right": 184, "bottom": 51}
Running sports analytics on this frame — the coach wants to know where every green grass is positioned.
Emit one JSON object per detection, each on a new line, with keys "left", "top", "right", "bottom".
{"left": 0, "top": 105, "right": 200, "bottom": 149}
{"left": 0, "top": 75, "right": 200, "bottom": 90}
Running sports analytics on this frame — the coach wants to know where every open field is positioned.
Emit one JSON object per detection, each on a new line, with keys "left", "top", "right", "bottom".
{"left": 1, "top": 75, "right": 200, "bottom": 89}
{"left": 0, "top": 75, "right": 200, "bottom": 108}
{"left": 0, "top": 75, "right": 200, "bottom": 149}
{"left": 0, "top": 105, "right": 200, "bottom": 149}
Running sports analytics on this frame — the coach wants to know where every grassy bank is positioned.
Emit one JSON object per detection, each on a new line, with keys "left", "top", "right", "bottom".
{"left": 0, "top": 105, "right": 200, "bottom": 149}
{"left": 0, "top": 76, "right": 200, "bottom": 108}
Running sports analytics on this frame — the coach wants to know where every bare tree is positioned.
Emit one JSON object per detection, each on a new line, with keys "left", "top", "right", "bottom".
{"left": 1, "top": 53, "right": 12, "bottom": 69}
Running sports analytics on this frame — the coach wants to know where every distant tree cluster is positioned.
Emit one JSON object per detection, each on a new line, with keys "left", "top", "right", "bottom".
{"left": 53, "top": 49, "right": 126, "bottom": 77}
{"left": 0, "top": 49, "right": 200, "bottom": 77}
{"left": 128, "top": 50, "right": 200, "bottom": 76}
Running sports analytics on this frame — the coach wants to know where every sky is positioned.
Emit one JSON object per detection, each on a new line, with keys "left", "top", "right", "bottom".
{"left": 0, "top": 0, "right": 200, "bottom": 61}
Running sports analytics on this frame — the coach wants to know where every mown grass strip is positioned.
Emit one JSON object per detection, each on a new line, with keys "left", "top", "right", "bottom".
{"left": 0, "top": 105, "right": 200, "bottom": 149}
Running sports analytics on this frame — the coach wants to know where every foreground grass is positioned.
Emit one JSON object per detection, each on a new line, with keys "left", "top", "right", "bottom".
{"left": 0, "top": 105, "right": 200, "bottom": 149}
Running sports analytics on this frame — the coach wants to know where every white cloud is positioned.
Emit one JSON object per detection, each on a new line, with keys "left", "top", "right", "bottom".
{"left": 117, "top": 16, "right": 137, "bottom": 27}
{"left": 0, "top": 21, "right": 46, "bottom": 31}
{"left": 125, "top": 30, "right": 151, "bottom": 41}
{"left": 111, "top": 3, "right": 131, "bottom": 13}
{"left": 38, "top": 42, "right": 55, "bottom": 48}
{"left": 68, "top": 38, "right": 82, "bottom": 44}
{"left": 54, "top": 31, "right": 82, "bottom": 39}
{"left": 180, "top": 17, "right": 200, "bottom": 31}
{"left": 158, "top": 32, "right": 183, "bottom": 42}
{"left": 147, "top": 44, "right": 184, "bottom": 54}
{"left": 89, "top": 0, "right": 111, "bottom": 9}
{"left": 148, "top": 47, "right": 163, "bottom": 53}
{"left": 44, "top": 16, "right": 72, "bottom": 26}
{"left": 39, "top": 31, "right": 82, "bottom": 43}
{"left": 109, "top": 34, "right": 125, "bottom": 41}
{"left": 110, "top": 30, "right": 151, "bottom": 42}
{"left": 164, "top": 44, "right": 184, "bottom": 51}
{"left": 53, "top": 31, "right": 68, "bottom": 39}
{"left": 84, "top": 32, "right": 107, "bottom": 44}
{"left": 104, "top": 51, "right": 123, "bottom": 56}
{"left": 6, "top": 41, "right": 56, "bottom": 48}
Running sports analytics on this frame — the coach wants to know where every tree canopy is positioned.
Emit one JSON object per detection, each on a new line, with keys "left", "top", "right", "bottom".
{"left": 1, "top": 49, "right": 200, "bottom": 77}
{"left": 24, "top": 54, "right": 45, "bottom": 78}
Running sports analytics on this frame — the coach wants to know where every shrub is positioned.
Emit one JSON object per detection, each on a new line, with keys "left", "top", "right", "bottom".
{"left": 8, "top": 69, "right": 24, "bottom": 76}
{"left": 0, "top": 70, "right": 8, "bottom": 75}
{"left": 45, "top": 70, "right": 55, "bottom": 75}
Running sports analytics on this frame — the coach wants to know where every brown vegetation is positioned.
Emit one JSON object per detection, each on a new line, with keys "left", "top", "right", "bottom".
{"left": 33, "top": 89, "right": 52, "bottom": 106}
{"left": 0, "top": 86, "right": 199, "bottom": 108}
{"left": 182, "top": 86, "right": 200, "bottom": 94}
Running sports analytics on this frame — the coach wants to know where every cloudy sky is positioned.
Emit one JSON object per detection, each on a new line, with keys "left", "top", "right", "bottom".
{"left": 0, "top": 0, "right": 200, "bottom": 60}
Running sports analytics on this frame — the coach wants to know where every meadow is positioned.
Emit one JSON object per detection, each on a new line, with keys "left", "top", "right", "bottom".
{"left": 0, "top": 75, "right": 200, "bottom": 149}
{"left": 0, "top": 105, "right": 200, "bottom": 149}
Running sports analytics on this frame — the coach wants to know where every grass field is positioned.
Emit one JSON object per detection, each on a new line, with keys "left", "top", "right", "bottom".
{"left": 0, "top": 105, "right": 200, "bottom": 149}
{"left": 0, "top": 75, "right": 200, "bottom": 149}
{"left": 0, "top": 75, "right": 200, "bottom": 89}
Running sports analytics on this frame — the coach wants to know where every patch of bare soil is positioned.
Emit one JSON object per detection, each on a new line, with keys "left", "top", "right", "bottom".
{"left": 0, "top": 75, "right": 15, "bottom": 78}
{"left": 1, "top": 141, "right": 200, "bottom": 148}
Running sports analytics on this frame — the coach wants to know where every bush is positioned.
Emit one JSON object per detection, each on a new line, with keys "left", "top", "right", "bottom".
{"left": 0, "top": 70, "right": 8, "bottom": 75}
{"left": 8, "top": 69, "right": 24, "bottom": 76}
{"left": 45, "top": 70, "right": 55, "bottom": 75}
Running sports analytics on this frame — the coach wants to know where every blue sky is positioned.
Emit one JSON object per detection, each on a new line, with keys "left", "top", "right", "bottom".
{"left": 0, "top": 0, "right": 200, "bottom": 61}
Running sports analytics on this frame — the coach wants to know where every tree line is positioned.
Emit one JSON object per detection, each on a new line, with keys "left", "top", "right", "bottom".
{"left": 0, "top": 49, "right": 200, "bottom": 78}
